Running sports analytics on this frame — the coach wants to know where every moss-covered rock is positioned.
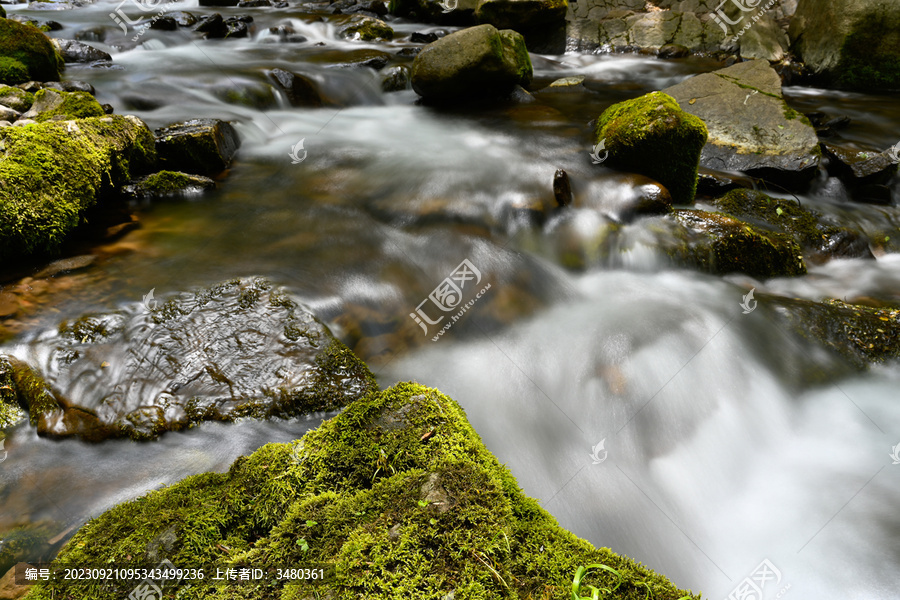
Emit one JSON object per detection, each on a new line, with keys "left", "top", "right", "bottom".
{"left": 0, "top": 116, "right": 157, "bottom": 261}
{"left": 0, "top": 85, "right": 34, "bottom": 112}
{"left": 22, "top": 88, "right": 105, "bottom": 122}
{"left": 0, "top": 355, "right": 61, "bottom": 429}
{"left": 338, "top": 15, "right": 394, "bottom": 42}
{"left": 0, "top": 19, "right": 62, "bottom": 83}
{"left": 594, "top": 91, "right": 708, "bottom": 205}
{"left": 0, "top": 57, "right": 29, "bottom": 86}
{"left": 708, "top": 189, "right": 873, "bottom": 262}
{"left": 154, "top": 118, "right": 240, "bottom": 176}
{"left": 411, "top": 24, "right": 533, "bottom": 102}
{"left": 667, "top": 209, "right": 807, "bottom": 278}
{"left": 123, "top": 170, "right": 216, "bottom": 198}
{"left": 26, "top": 382, "right": 698, "bottom": 600}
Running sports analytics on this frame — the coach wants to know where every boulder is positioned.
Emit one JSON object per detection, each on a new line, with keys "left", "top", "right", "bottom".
{"left": 0, "top": 116, "right": 157, "bottom": 261}
{"left": 389, "top": 0, "right": 478, "bottom": 25}
{"left": 667, "top": 209, "right": 807, "bottom": 278}
{"left": 0, "top": 20, "right": 62, "bottom": 84}
{"left": 822, "top": 144, "right": 898, "bottom": 188}
{"left": 338, "top": 15, "right": 394, "bottom": 41}
{"left": 737, "top": 13, "right": 790, "bottom": 61}
{"left": 411, "top": 24, "right": 532, "bottom": 102}
{"left": 20, "top": 88, "right": 105, "bottom": 122}
{"left": 23, "top": 382, "right": 697, "bottom": 600}
{"left": 122, "top": 170, "right": 216, "bottom": 198}
{"left": 49, "top": 39, "right": 112, "bottom": 63}
{"left": 593, "top": 91, "right": 708, "bottom": 205}
{"left": 789, "top": 0, "right": 900, "bottom": 90}
{"left": 154, "top": 118, "right": 240, "bottom": 176}
{"left": 662, "top": 60, "right": 821, "bottom": 188}
{"left": 474, "top": 0, "right": 567, "bottom": 52}
{"left": 707, "top": 188, "right": 874, "bottom": 262}
{"left": 268, "top": 68, "right": 323, "bottom": 107}
{"left": 6, "top": 278, "right": 377, "bottom": 441}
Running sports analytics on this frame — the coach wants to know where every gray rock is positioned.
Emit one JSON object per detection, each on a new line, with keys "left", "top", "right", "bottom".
{"left": 737, "top": 14, "right": 789, "bottom": 61}
{"left": 51, "top": 39, "right": 112, "bottom": 63}
{"left": 12, "top": 278, "right": 376, "bottom": 441}
{"left": 0, "top": 106, "right": 20, "bottom": 122}
{"left": 411, "top": 24, "right": 532, "bottom": 102}
{"left": 663, "top": 59, "right": 821, "bottom": 188}
{"left": 0, "top": 86, "right": 33, "bottom": 113}
{"left": 268, "top": 68, "right": 323, "bottom": 107}
{"left": 154, "top": 118, "right": 241, "bottom": 175}
{"left": 381, "top": 65, "right": 410, "bottom": 92}
{"left": 20, "top": 88, "right": 65, "bottom": 120}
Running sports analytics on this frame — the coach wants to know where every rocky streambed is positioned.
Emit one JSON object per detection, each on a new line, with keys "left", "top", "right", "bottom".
{"left": 1, "top": 0, "right": 899, "bottom": 599}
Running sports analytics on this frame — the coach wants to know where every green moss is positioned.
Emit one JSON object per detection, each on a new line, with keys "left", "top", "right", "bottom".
{"left": 0, "top": 356, "right": 27, "bottom": 429}
{"left": 0, "top": 19, "right": 62, "bottom": 83}
{"left": 0, "top": 57, "right": 28, "bottom": 86}
{"left": 139, "top": 170, "right": 201, "bottom": 194}
{"left": 595, "top": 91, "right": 708, "bottom": 205}
{"left": 0, "top": 116, "right": 157, "bottom": 261}
{"left": 0, "top": 85, "right": 34, "bottom": 111}
{"left": 834, "top": 12, "right": 900, "bottom": 91}
{"left": 783, "top": 106, "right": 799, "bottom": 120}
{"left": 343, "top": 17, "right": 394, "bottom": 41}
{"left": 32, "top": 89, "right": 105, "bottom": 122}
{"left": 0, "top": 522, "right": 57, "bottom": 575}
{"left": 27, "top": 383, "right": 698, "bottom": 600}
{"left": 0, "top": 355, "right": 62, "bottom": 426}
{"left": 0, "top": 4, "right": 6, "bottom": 18}
{"left": 498, "top": 29, "right": 532, "bottom": 84}
{"left": 669, "top": 209, "right": 807, "bottom": 278}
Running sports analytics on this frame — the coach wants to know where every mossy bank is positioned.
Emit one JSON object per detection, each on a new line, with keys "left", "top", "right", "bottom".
{"left": 25, "top": 383, "right": 699, "bottom": 600}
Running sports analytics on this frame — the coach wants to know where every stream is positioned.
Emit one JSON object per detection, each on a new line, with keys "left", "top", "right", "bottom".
{"left": 1, "top": 0, "right": 899, "bottom": 598}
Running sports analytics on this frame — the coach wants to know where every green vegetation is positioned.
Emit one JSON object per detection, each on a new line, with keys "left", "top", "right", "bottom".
{"left": 32, "top": 89, "right": 106, "bottom": 122}
{"left": 0, "top": 116, "right": 157, "bottom": 261}
{"left": 0, "top": 84, "right": 34, "bottom": 111}
{"left": 0, "top": 57, "right": 28, "bottom": 86}
{"left": 0, "top": 19, "right": 62, "bottom": 83}
{"left": 136, "top": 170, "right": 210, "bottom": 195}
{"left": 27, "top": 382, "right": 699, "bottom": 600}
{"left": 594, "top": 92, "right": 708, "bottom": 205}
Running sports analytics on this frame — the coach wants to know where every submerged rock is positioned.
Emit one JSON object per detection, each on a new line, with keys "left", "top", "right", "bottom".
{"left": 411, "top": 24, "right": 532, "bottom": 102}
{"left": 5, "top": 278, "right": 376, "bottom": 442}
{"left": 154, "top": 118, "right": 240, "bottom": 176}
{"left": 594, "top": 91, "right": 708, "bottom": 205}
{"left": 122, "top": 170, "right": 216, "bottom": 199}
{"left": 789, "top": 0, "right": 900, "bottom": 91}
{"left": 24, "top": 382, "right": 697, "bottom": 599}
{"left": 662, "top": 60, "right": 821, "bottom": 188}
{"left": 268, "top": 68, "right": 323, "bottom": 107}
{"left": 0, "top": 115, "right": 157, "bottom": 261}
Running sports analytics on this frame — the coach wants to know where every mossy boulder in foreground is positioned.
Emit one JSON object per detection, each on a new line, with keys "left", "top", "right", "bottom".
{"left": 0, "top": 20, "right": 62, "bottom": 84}
{"left": 6, "top": 278, "right": 377, "bottom": 441}
{"left": 411, "top": 24, "right": 533, "bottom": 102}
{"left": 0, "top": 116, "right": 157, "bottom": 261}
{"left": 26, "top": 382, "right": 698, "bottom": 600}
{"left": 594, "top": 91, "right": 708, "bottom": 205}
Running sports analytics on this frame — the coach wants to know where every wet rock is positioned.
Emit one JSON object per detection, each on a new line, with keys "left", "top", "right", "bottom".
{"left": 266, "top": 25, "right": 308, "bottom": 43}
{"left": 707, "top": 188, "right": 874, "bottom": 262}
{"left": 150, "top": 16, "right": 179, "bottom": 30}
{"left": 381, "top": 65, "right": 410, "bottom": 92}
{"left": 474, "top": 0, "right": 567, "bottom": 52}
{"left": 58, "top": 80, "right": 95, "bottom": 95}
{"left": 657, "top": 43, "right": 689, "bottom": 58}
{"left": 338, "top": 15, "right": 394, "bottom": 41}
{"left": 237, "top": 0, "right": 271, "bottom": 5}
{"left": 594, "top": 91, "right": 707, "bottom": 205}
{"left": 268, "top": 68, "right": 323, "bottom": 107}
{"left": 49, "top": 39, "right": 111, "bottom": 63}
{"left": 667, "top": 209, "right": 807, "bottom": 278}
{"left": 821, "top": 144, "right": 898, "bottom": 188}
{"left": 195, "top": 13, "right": 228, "bottom": 37}
{"left": 20, "top": 89, "right": 104, "bottom": 122}
{"left": 154, "top": 118, "right": 240, "bottom": 176}
{"left": 610, "top": 178, "right": 672, "bottom": 222}
{"left": 789, "top": 0, "right": 900, "bottom": 91}
{"left": 9, "top": 278, "right": 376, "bottom": 441}
{"left": 410, "top": 31, "right": 439, "bottom": 43}
{"left": 389, "top": 0, "right": 478, "bottom": 25}
{"left": 122, "top": 171, "right": 216, "bottom": 199}
{"left": 0, "top": 116, "right": 157, "bottom": 261}
{"left": 695, "top": 170, "right": 747, "bottom": 196}
{"left": 213, "top": 80, "right": 278, "bottom": 109}
{"left": 199, "top": 0, "right": 239, "bottom": 5}
{"left": 552, "top": 168, "right": 573, "bottom": 207}
{"left": 224, "top": 18, "right": 250, "bottom": 38}
{"left": 166, "top": 11, "right": 199, "bottom": 26}
{"left": 0, "top": 87, "right": 33, "bottom": 113}
{"left": 396, "top": 47, "right": 421, "bottom": 57}
{"left": 662, "top": 60, "right": 821, "bottom": 189}
{"left": 33, "top": 255, "right": 96, "bottom": 279}
{"left": 411, "top": 24, "right": 532, "bottom": 102}
{"left": 346, "top": 0, "right": 389, "bottom": 15}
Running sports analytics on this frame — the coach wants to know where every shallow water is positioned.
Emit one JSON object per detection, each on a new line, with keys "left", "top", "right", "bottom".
{"left": 2, "top": 1, "right": 900, "bottom": 597}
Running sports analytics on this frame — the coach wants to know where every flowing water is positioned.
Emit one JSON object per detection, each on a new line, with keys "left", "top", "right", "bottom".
{"left": 1, "top": 1, "right": 900, "bottom": 597}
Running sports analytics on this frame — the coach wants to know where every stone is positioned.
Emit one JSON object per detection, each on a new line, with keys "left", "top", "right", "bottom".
{"left": 268, "top": 68, "right": 323, "bottom": 107}
{"left": 50, "top": 39, "right": 112, "bottom": 63}
{"left": 154, "top": 118, "right": 241, "bottom": 176}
